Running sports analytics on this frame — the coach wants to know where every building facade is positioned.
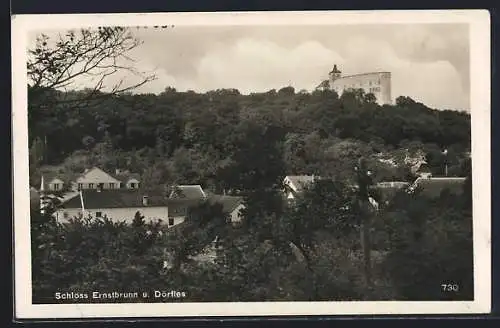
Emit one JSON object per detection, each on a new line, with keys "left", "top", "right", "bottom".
{"left": 328, "top": 65, "right": 392, "bottom": 105}
{"left": 54, "top": 189, "right": 180, "bottom": 226}
{"left": 75, "top": 167, "right": 141, "bottom": 190}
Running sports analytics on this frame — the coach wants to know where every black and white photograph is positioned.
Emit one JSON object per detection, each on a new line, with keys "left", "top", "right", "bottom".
{"left": 12, "top": 10, "right": 491, "bottom": 319}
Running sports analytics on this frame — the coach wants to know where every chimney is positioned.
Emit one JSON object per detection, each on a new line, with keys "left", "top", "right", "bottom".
{"left": 142, "top": 195, "right": 148, "bottom": 206}
{"left": 115, "top": 168, "right": 121, "bottom": 175}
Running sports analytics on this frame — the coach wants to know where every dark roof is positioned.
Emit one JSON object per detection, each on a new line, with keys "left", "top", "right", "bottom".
{"left": 208, "top": 195, "right": 244, "bottom": 213}
{"left": 61, "top": 189, "right": 169, "bottom": 209}
{"left": 169, "top": 185, "right": 206, "bottom": 199}
{"left": 166, "top": 195, "right": 244, "bottom": 216}
{"left": 413, "top": 177, "right": 466, "bottom": 198}
{"left": 167, "top": 198, "right": 204, "bottom": 214}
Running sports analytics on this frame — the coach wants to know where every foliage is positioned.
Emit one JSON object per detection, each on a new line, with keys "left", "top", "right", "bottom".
{"left": 29, "top": 66, "right": 472, "bottom": 302}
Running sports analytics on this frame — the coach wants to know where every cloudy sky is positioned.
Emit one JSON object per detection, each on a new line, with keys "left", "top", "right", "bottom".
{"left": 30, "top": 23, "right": 470, "bottom": 111}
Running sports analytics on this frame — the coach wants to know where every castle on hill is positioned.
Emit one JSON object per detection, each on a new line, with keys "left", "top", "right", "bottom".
{"left": 326, "top": 64, "right": 392, "bottom": 105}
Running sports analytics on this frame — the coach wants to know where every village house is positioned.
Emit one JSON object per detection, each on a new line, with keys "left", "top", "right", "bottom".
{"left": 209, "top": 195, "right": 246, "bottom": 225}
{"left": 74, "top": 167, "right": 141, "bottom": 191}
{"left": 39, "top": 173, "right": 67, "bottom": 192}
{"left": 169, "top": 184, "right": 207, "bottom": 199}
{"left": 52, "top": 175, "right": 245, "bottom": 228}
{"left": 283, "top": 175, "right": 320, "bottom": 200}
{"left": 167, "top": 195, "right": 245, "bottom": 226}
{"left": 55, "top": 189, "right": 177, "bottom": 226}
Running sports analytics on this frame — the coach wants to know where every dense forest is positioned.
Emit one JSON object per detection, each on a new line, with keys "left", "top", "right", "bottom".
{"left": 28, "top": 86, "right": 471, "bottom": 193}
{"left": 30, "top": 86, "right": 473, "bottom": 303}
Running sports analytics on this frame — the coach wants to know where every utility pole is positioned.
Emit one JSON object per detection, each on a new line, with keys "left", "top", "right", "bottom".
{"left": 443, "top": 149, "right": 448, "bottom": 177}
{"left": 355, "top": 157, "right": 373, "bottom": 289}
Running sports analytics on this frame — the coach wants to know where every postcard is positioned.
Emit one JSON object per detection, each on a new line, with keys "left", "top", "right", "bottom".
{"left": 12, "top": 10, "right": 491, "bottom": 319}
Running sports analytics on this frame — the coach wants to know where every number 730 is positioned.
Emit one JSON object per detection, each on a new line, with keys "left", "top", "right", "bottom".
{"left": 441, "top": 284, "right": 459, "bottom": 292}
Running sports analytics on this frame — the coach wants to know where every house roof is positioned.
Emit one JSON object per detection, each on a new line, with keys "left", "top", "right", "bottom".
{"left": 111, "top": 171, "right": 141, "bottom": 183}
{"left": 285, "top": 175, "right": 319, "bottom": 192}
{"left": 412, "top": 177, "right": 466, "bottom": 198}
{"left": 61, "top": 189, "right": 169, "bottom": 209}
{"left": 38, "top": 173, "right": 63, "bottom": 190}
{"left": 167, "top": 195, "right": 244, "bottom": 215}
{"left": 169, "top": 185, "right": 206, "bottom": 199}
{"left": 167, "top": 198, "right": 205, "bottom": 214}
{"left": 208, "top": 195, "right": 244, "bottom": 213}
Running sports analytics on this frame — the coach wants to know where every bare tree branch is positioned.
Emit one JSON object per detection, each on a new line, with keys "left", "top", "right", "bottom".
{"left": 28, "top": 26, "right": 157, "bottom": 111}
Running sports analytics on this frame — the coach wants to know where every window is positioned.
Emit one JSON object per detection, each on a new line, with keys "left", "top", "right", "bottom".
{"left": 53, "top": 184, "right": 60, "bottom": 190}
{"left": 109, "top": 183, "right": 115, "bottom": 189}
{"left": 89, "top": 183, "right": 94, "bottom": 189}
{"left": 168, "top": 218, "right": 174, "bottom": 226}
{"left": 63, "top": 212, "right": 69, "bottom": 218}
{"left": 96, "top": 211, "right": 102, "bottom": 218}
{"left": 78, "top": 183, "right": 83, "bottom": 190}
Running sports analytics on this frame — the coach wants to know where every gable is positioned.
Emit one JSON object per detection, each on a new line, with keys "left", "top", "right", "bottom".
{"left": 76, "top": 167, "right": 121, "bottom": 184}
{"left": 231, "top": 203, "right": 245, "bottom": 216}
{"left": 283, "top": 176, "right": 298, "bottom": 192}
{"left": 169, "top": 185, "right": 206, "bottom": 199}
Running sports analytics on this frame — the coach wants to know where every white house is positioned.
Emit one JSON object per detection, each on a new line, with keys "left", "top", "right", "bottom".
{"left": 55, "top": 189, "right": 179, "bottom": 227}
{"left": 209, "top": 195, "right": 245, "bottom": 225}
{"left": 39, "top": 173, "right": 67, "bottom": 192}
{"left": 75, "top": 167, "right": 125, "bottom": 190}
{"left": 283, "top": 175, "right": 320, "bottom": 200}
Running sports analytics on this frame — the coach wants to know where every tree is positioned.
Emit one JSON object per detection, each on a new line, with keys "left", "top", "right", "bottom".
{"left": 354, "top": 157, "right": 377, "bottom": 288}
{"left": 27, "top": 27, "right": 156, "bottom": 111}
{"left": 132, "top": 211, "right": 145, "bottom": 227}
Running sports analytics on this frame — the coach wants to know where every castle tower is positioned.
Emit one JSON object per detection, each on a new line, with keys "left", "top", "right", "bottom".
{"left": 328, "top": 64, "right": 342, "bottom": 82}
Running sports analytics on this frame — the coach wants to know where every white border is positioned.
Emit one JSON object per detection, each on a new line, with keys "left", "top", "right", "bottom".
{"left": 12, "top": 10, "right": 491, "bottom": 319}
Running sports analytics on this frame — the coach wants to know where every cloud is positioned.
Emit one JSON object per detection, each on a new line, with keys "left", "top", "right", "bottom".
{"left": 28, "top": 24, "right": 470, "bottom": 110}
{"left": 194, "top": 38, "right": 343, "bottom": 93}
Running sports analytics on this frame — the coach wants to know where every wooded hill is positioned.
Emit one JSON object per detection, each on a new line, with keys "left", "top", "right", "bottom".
{"left": 28, "top": 86, "right": 471, "bottom": 193}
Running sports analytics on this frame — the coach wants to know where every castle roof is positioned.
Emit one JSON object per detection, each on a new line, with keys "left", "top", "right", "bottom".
{"left": 333, "top": 71, "right": 391, "bottom": 80}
